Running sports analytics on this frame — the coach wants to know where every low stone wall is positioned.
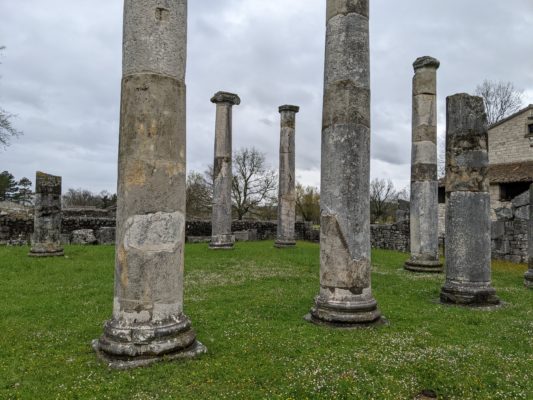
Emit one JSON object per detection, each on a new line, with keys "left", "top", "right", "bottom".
{"left": 2, "top": 201, "right": 529, "bottom": 264}
{"left": 1, "top": 210, "right": 314, "bottom": 245}
{"left": 185, "top": 220, "right": 312, "bottom": 241}
{"left": 371, "top": 220, "right": 410, "bottom": 252}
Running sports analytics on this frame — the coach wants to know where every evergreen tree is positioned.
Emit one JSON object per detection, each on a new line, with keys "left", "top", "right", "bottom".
{"left": 0, "top": 171, "right": 19, "bottom": 201}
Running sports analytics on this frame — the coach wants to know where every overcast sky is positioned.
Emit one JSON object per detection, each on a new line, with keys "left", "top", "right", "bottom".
{"left": 1, "top": 0, "right": 532, "bottom": 194}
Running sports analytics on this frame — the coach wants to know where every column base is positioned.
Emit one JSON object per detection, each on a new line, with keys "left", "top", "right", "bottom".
{"left": 440, "top": 281, "right": 500, "bottom": 307}
{"left": 28, "top": 249, "right": 64, "bottom": 258}
{"left": 93, "top": 339, "right": 206, "bottom": 370}
{"left": 274, "top": 240, "right": 296, "bottom": 248}
{"left": 404, "top": 259, "right": 443, "bottom": 273}
{"left": 524, "top": 270, "right": 533, "bottom": 289}
{"left": 209, "top": 234, "right": 235, "bottom": 250}
{"left": 92, "top": 315, "right": 206, "bottom": 370}
{"left": 305, "top": 296, "right": 386, "bottom": 328}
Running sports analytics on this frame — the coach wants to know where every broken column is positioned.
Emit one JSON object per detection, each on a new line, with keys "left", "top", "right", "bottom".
{"left": 29, "top": 171, "right": 64, "bottom": 257}
{"left": 93, "top": 0, "right": 206, "bottom": 369}
{"left": 525, "top": 183, "right": 533, "bottom": 288}
{"left": 440, "top": 93, "right": 500, "bottom": 306}
{"left": 209, "top": 91, "right": 240, "bottom": 250}
{"left": 306, "top": 0, "right": 384, "bottom": 327}
{"left": 275, "top": 105, "right": 299, "bottom": 248}
{"left": 404, "top": 57, "right": 442, "bottom": 273}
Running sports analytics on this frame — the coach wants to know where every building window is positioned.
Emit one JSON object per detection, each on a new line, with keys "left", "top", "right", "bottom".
{"left": 529, "top": 124, "right": 533, "bottom": 134}
{"left": 499, "top": 182, "right": 531, "bottom": 202}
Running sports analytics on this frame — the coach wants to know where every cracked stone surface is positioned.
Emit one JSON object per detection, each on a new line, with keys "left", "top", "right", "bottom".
{"left": 440, "top": 94, "right": 500, "bottom": 306}
{"left": 93, "top": 0, "right": 205, "bottom": 368}
{"left": 29, "top": 172, "right": 64, "bottom": 257}
{"left": 307, "top": 0, "right": 383, "bottom": 327}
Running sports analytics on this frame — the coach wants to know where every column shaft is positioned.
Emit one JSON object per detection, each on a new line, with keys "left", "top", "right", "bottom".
{"left": 275, "top": 105, "right": 299, "bottom": 248}
{"left": 93, "top": 0, "right": 206, "bottom": 369}
{"left": 306, "top": 0, "right": 384, "bottom": 327}
{"left": 210, "top": 92, "right": 240, "bottom": 250}
{"left": 440, "top": 93, "right": 500, "bottom": 306}
{"left": 29, "top": 171, "right": 64, "bottom": 257}
{"left": 405, "top": 57, "right": 442, "bottom": 273}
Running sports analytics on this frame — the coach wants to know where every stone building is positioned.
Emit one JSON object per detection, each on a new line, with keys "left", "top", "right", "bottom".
{"left": 439, "top": 104, "right": 533, "bottom": 220}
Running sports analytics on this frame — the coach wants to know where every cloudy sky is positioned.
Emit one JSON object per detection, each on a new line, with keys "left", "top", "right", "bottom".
{"left": 1, "top": 0, "right": 532, "bottom": 194}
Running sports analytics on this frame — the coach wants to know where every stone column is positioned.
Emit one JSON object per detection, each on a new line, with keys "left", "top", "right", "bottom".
{"left": 275, "top": 105, "right": 299, "bottom": 248}
{"left": 29, "top": 171, "right": 64, "bottom": 257}
{"left": 440, "top": 93, "right": 500, "bottom": 306}
{"left": 525, "top": 183, "right": 533, "bottom": 288}
{"left": 209, "top": 91, "right": 240, "bottom": 250}
{"left": 93, "top": 0, "right": 206, "bottom": 369}
{"left": 405, "top": 57, "right": 442, "bottom": 273}
{"left": 305, "top": 0, "right": 384, "bottom": 327}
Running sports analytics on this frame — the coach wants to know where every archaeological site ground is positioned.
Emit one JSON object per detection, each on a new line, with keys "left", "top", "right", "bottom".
{"left": 0, "top": 242, "right": 532, "bottom": 399}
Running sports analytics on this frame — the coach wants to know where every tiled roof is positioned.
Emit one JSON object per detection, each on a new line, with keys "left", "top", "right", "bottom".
{"left": 438, "top": 161, "right": 533, "bottom": 187}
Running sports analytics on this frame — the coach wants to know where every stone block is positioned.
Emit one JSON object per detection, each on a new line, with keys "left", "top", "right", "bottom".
{"left": 511, "top": 190, "right": 530, "bottom": 208}
{"left": 71, "top": 229, "right": 97, "bottom": 245}
{"left": 514, "top": 205, "right": 529, "bottom": 220}
{"left": 96, "top": 227, "right": 116, "bottom": 245}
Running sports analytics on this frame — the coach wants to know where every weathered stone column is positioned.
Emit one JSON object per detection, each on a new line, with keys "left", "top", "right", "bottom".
{"left": 93, "top": 0, "right": 206, "bottom": 369}
{"left": 525, "top": 183, "right": 533, "bottom": 288}
{"left": 275, "top": 105, "right": 299, "bottom": 248}
{"left": 440, "top": 93, "right": 500, "bottom": 306}
{"left": 405, "top": 57, "right": 442, "bottom": 273}
{"left": 209, "top": 91, "right": 240, "bottom": 250}
{"left": 306, "top": 0, "right": 384, "bottom": 327}
{"left": 29, "top": 171, "right": 64, "bottom": 257}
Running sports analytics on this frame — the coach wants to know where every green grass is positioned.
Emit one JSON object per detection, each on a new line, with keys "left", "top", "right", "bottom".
{"left": 0, "top": 242, "right": 532, "bottom": 400}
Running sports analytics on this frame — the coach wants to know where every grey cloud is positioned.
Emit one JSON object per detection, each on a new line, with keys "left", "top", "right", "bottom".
{"left": 0, "top": 0, "right": 531, "bottom": 195}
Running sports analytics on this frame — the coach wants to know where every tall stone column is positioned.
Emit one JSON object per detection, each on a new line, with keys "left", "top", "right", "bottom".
{"left": 405, "top": 57, "right": 442, "bottom": 273}
{"left": 209, "top": 91, "right": 240, "bottom": 250}
{"left": 93, "top": 0, "right": 206, "bottom": 369}
{"left": 29, "top": 171, "right": 64, "bottom": 257}
{"left": 275, "top": 105, "right": 299, "bottom": 248}
{"left": 525, "top": 183, "right": 533, "bottom": 288}
{"left": 440, "top": 93, "right": 500, "bottom": 306}
{"left": 306, "top": 0, "right": 384, "bottom": 327}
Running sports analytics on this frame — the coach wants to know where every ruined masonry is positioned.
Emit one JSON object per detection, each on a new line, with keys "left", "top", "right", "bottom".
{"left": 306, "top": 0, "right": 384, "bottom": 327}
{"left": 275, "top": 105, "right": 299, "bottom": 248}
{"left": 525, "top": 184, "right": 533, "bottom": 288}
{"left": 93, "top": 0, "right": 206, "bottom": 369}
{"left": 404, "top": 56, "right": 442, "bottom": 273}
{"left": 210, "top": 91, "right": 240, "bottom": 250}
{"left": 440, "top": 93, "right": 500, "bottom": 306}
{"left": 29, "top": 172, "right": 64, "bottom": 257}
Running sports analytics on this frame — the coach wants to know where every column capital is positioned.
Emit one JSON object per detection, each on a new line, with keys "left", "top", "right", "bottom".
{"left": 279, "top": 105, "right": 300, "bottom": 113}
{"left": 211, "top": 91, "right": 241, "bottom": 105}
{"left": 413, "top": 56, "right": 440, "bottom": 71}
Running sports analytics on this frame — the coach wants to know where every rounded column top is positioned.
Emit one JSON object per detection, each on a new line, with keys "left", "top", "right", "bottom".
{"left": 279, "top": 105, "right": 300, "bottom": 113}
{"left": 413, "top": 56, "right": 440, "bottom": 71}
{"left": 211, "top": 91, "right": 241, "bottom": 105}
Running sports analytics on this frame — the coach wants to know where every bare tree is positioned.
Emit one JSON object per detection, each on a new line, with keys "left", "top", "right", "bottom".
{"left": 474, "top": 80, "right": 524, "bottom": 125}
{"left": 0, "top": 46, "right": 22, "bottom": 148}
{"left": 62, "top": 188, "right": 116, "bottom": 209}
{"left": 232, "top": 147, "right": 277, "bottom": 220}
{"left": 296, "top": 183, "right": 320, "bottom": 224}
{"left": 370, "top": 178, "right": 400, "bottom": 224}
{"left": 186, "top": 171, "right": 212, "bottom": 219}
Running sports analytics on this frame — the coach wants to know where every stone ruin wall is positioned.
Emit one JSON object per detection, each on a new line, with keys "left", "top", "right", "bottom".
{"left": 1, "top": 202, "right": 529, "bottom": 263}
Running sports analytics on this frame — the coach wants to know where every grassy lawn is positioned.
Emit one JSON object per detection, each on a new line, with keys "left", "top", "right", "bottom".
{"left": 0, "top": 241, "right": 531, "bottom": 399}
